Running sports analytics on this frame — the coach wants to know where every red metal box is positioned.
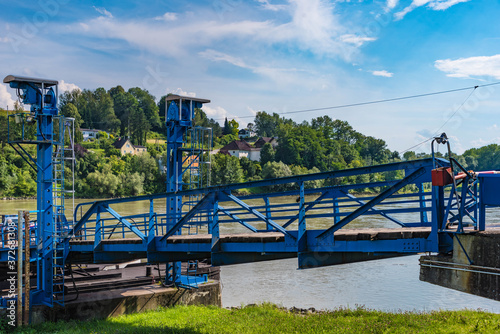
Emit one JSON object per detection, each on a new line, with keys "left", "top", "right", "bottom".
{"left": 431, "top": 167, "right": 453, "bottom": 186}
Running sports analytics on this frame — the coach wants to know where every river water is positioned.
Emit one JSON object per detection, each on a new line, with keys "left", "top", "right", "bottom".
{"left": 2, "top": 197, "right": 500, "bottom": 313}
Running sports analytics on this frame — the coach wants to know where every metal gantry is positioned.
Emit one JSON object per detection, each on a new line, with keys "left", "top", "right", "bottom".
{"left": 3, "top": 75, "right": 74, "bottom": 307}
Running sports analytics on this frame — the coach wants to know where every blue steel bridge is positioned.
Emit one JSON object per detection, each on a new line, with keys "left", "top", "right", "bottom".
{"left": 1, "top": 74, "right": 499, "bottom": 309}
{"left": 66, "top": 157, "right": 440, "bottom": 269}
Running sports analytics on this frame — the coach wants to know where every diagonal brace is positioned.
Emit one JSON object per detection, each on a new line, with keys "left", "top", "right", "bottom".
{"left": 9, "top": 143, "right": 40, "bottom": 172}
{"left": 67, "top": 203, "right": 98, "bottom": 241}
{"left": 341, "top": 191, "right": 407, "bottom": 227}
{"left": 282, "top": 191, "right": 332, "bottom": 229}
{"left": 224, "top": 192, "right": 296, "bottom": 240}
{"left": 104, "top": 205, "right": 146, "bottom": 241}
{"left": 316, "top": 167, "right": 426, "bottom": 240}
{"left": 161, "top": 193, "right": 213, "bottom": 241}
{"left": 219, "top": 206, "right": 258, "bottom": 233}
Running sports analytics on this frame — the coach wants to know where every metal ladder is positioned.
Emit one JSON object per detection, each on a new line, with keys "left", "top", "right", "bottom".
{"left": 51, "top": 117, "right": 75, "bottom": 305}
{"left": 52, "top": 233, "right": 66, "bottom": 305}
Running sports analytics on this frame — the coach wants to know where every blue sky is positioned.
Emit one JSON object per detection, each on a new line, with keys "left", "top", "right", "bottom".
{"left": 1, "top": 0, "right": 499, "bottom": 154}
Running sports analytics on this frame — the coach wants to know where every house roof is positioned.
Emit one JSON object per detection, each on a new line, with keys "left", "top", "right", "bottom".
{"left": 253, "top": 137, "right": 275, "bottom": 148}
{"left": 80, "top": 128, "right": 100, "bottom": 133}
{"left": 113, "top": 137, "right": 130, "bottom": 149}
{"left": 133, "top": 145, "right": 146, "bottom": 149}
{"left": 220, "top": 140, "right": 256, "bottom": 151}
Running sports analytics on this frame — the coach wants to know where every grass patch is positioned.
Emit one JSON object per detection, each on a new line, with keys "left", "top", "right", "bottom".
{"left": 11, "top": 304, "right": 500, "bottom": 334}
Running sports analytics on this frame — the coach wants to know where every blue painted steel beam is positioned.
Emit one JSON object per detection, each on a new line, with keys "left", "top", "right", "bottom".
{"left": 218, "top": 206, "right": 258, "bottom": 233}
{"left": 103, "top": 205, "right": 146, "bottom": 241}
{"left": 161, "top": 193, "right": 213, "bottom": 241}
{"left": 74, "top": 159, "right": 437, "bottom": 216}
{"left": 282, "top": 191, "right": 332, "bottom": 229}
{"left": 316, "top": 167, "right": 427, "bottom": 240}
{"left": 224, "top": 192, "right": 296, "bottom": 240}
{"left": 340, "top": 191, "right": 406, "bottom": 227}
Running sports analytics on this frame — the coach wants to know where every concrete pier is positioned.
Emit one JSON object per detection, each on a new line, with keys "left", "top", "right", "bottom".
{"left": 420, "top": 229, "right": 500, "bottom": 301}
{"left": 30, "top": 281, "right": 221, "bottom": 324}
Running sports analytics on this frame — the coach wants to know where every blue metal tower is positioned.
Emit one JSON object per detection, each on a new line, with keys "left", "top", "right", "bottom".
{"left": 164, "top": 94, "right": 211, "bottom": 286}
{"left": 3, "top": 75, "right": 70, "bottom": 306}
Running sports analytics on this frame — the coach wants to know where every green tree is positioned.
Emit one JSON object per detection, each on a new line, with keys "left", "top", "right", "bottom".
{"left": 129, "top": 107, "right": 150, "bottom": 146}
{"left": 229, "top": 119, "right": 239, "bottom": 136}
{"left": 12, "top": 170, "right": 36, "bottom": 197}
{"left": 261, "top": 161, "right": 292, "bottom": 191}
{"left": 128, "top": 153, "right": 162, "bottom": 193}
{"left": 119, "top": 172, "right": 144, "bottom": 196}
{"left": 211, "top": 153, "right": 244, "bottom": 185}
{"left": 60, "top": 103, "right": 83, "bottom": 128}
{"left": 239, "top": 157, "right": 260, "bottom": 179}
{"left": 403, "top": 151, "right": 417, "bottom": 161}
{"left": 260, "top": 143, "right": 275, "bottom": 165}
{"left": 129, "top": 87, "right": 161, "bottom": 132}
{"left": 109, "top": 86, "right": 138, "bottom": 136}
{"left": 85, "top": 165, "right": 120, "bottom": 197}
{"left": 223, "top": 117, "right": 232, "bottom": 135}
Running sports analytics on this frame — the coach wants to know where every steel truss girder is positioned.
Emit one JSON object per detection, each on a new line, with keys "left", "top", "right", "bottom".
{"left": 340, "top": 191, "right": 406, "bottom": 227}
{"left": 223, "top": 192, "right": 296, "bottom": 240}
{"left": 317, "top": 167, "right": 427, "bottom": 240}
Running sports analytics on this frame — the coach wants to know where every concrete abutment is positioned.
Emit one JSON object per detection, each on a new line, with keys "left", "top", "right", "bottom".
{"left": 420, "top": 231, "right": 500, "bottom": 301}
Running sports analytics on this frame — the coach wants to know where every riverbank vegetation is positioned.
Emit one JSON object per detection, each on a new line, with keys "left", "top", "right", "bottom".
{"left": 1, "top": 86, "right": 499, "bottom": 200}
{"left": 10, "top": 303, "right": 500, "bottom": 333}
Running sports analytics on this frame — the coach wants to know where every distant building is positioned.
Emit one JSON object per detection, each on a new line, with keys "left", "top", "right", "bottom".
{"left": 238, "top": 128, "right": 256, "bottom": 139}
{"left": 112, "top": 138, "right": 147, "bottom": 156}
{"left": 253, "top": 137, "right": 278, "bottom": 149}
{"left": 80, "top": 129, "right": 100, "bottom": 142}
{"left": 219, "top": 140, "right": 259, "bottom": 161}
{"left": 219, "top": 137, "right": 278, "bottom": 161}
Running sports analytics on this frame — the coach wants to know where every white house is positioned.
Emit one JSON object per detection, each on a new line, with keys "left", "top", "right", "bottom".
{"left": 238, "top": 128, "right": 256, "bottom": 139}
{"left": 219, "top": 140, "right": 260, "bottom": 161}
{"left": 80, "top": 128, "right": 100, "bottom": 141}
{"left": 219, "top": 137, "right": 278, "bottom": 162}
{"left": 113, "top": 138, "right": 147, "bottom": 156}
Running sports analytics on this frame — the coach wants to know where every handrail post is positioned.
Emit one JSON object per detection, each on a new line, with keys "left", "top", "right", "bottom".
{"left": 264, "top": 197, "right": 272, "bottom": 231}
{"left": 298, "top": 182, "right": 306, "bottom": 254}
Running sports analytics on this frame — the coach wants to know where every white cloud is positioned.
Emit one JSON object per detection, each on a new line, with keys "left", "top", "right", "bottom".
{"left": 256, "top": 0, "right": 287, "bottom": 11}
{"left": 72, "top": 0, "right": 374, "bottom": 60}
{"left": 340, "top": 34, "right": 377, "bottom": 47}
{"left": 385, "top": 0, "right": 399, "bottom": 12}
{"left": 203, "top": 105, "right": 244, "bottom": 126}
{"left": 72, "top": 16, "right": 273, "bottom": 58}
{"left": 93, "top": 6, "right": 113, "bottom": 18}
{"left": 154, "top": 12, "right": 178, "bottom": 21}
{"left": 0, "top": 84, "right": 17, "bottom": 110}
{"left": 371, "top": 70, "right": 393, "bottom": 77}
{"left": 199, "top": 50, "right": 248, "bottom": 68}
{"left": 427, "top": 0, "right": 470, "bottom": 10}
{"left": 0, "top": 36, "right": 11, "bottom": 43}
{"left": 59, "top": 80, "right": 81, "bottom": 93}
{"left": 395, "top": 0, "right": 469, "bottom": 20}
{"left": 168, "top": 88, "right": 196, "bottom": 97}
{"left": 199, "top": 49, "right": 306, "bottom": 84}
{"left": 435, "top": 55, "right": 500, "bottom": 79}
{"left": 471, "top": 137, "right": 500, "bottom": 149}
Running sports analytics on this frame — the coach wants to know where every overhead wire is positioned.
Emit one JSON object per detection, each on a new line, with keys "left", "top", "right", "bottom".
{"left": 398, "top": 86, "right": 479, "bottom": 155}
{"left": 216, "top": 81, "right": 500, "bottom": 121}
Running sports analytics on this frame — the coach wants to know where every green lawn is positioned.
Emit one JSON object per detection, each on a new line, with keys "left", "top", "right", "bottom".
{"left": 9, "top": 304, "right": 500, "bottom": 334}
